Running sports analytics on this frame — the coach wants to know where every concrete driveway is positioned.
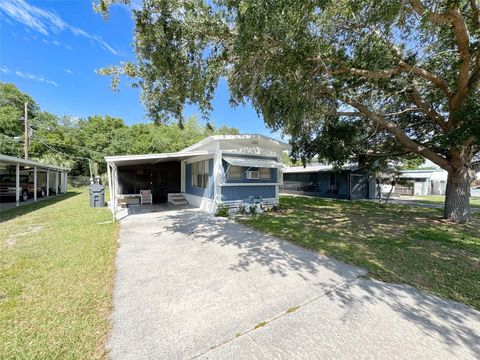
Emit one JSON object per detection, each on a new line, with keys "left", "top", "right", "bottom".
{"left": 109, "top": 206, "right": 480, "bottom": 359}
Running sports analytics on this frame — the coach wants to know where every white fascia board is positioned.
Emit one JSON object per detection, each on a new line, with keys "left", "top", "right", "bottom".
{"left": 0, "top": 154, "right": 70, "bottom": 171}
{"left": 104, "top": 150, "right": 209, "bottom": 165}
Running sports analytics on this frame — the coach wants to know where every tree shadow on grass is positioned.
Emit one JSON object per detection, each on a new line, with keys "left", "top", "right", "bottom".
{"left": 0, "top": 191, "right": 81, "bottom": 223}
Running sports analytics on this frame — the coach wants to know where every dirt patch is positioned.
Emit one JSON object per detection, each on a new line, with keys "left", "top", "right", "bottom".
{"left": 6, "top": 224, "right": 44, "bottom": 247}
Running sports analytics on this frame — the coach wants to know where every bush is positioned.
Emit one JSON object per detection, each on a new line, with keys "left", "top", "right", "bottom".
{"left": 215, "top": 204, "right": 229, "bottom": 217}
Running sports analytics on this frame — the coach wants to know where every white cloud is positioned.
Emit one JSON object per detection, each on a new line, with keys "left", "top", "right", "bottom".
{"left": 0, "top": 66, "right": 11, "bottom": 74}
{"left": 14, "top": 70, "right": 58, "bottom": 87}
{"left": 0, "top": 0, "right": 121, "bottom": 56}
{"left": 64, "top": 69, "right": 74, "bottom": 75}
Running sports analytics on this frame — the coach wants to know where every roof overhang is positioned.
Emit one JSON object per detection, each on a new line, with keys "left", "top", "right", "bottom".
{"left": 0, "top": 154, "right": 70, "bottom": 171}
{"left": 180, "top": 134, "right": 291, "bottom": 153}
{"left": 224, "top": 157, "right": 285, "bottom": 169}
{"left": 105, "top": 150, "right": 210, "bottom": 167}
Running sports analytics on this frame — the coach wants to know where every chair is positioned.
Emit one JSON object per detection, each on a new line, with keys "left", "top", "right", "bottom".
{"left": 140, "top": 190, "right": 152, "bottom": 205}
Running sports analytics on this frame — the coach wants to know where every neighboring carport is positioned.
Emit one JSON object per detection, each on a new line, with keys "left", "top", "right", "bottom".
{"left": 0, "top": 154, "right": 69, "bottom": 209}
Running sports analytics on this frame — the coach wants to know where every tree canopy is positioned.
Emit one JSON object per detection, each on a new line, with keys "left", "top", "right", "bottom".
{"left": 0, "top": 83, "right": 239, "bottom": 176}
{"left": 97, "top": 0, "right": 480, "bottom": 222}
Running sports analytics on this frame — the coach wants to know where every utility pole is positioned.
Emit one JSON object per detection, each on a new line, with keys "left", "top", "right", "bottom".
{"left": 24, "top": 101, "right": 28, "bottom": 160}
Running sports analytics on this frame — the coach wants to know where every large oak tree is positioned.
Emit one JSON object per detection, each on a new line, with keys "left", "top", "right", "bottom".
{"left": 98, "top": 0, "right": 480, "bottom": 222}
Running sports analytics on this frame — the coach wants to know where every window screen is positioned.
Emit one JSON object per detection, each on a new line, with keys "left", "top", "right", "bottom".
{"left": 192, "top": 160, "right": 209, "bottom": 188}
{"left": 259, "top": 168, "right": 271, "bottom": 180}
{"left": 227, "top": 165, "right": 243, "bottom": 180}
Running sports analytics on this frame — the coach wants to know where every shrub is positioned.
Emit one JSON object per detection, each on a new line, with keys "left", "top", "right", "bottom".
{"left": 215, "top": 204, "right": 229, "bottom": 217}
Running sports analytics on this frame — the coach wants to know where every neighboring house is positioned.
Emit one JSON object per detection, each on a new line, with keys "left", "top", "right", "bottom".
{"left": 105, "top": 134, "right": 290, "bottom": 213}
{"left": 282, "top": 164, "right": 374, "bottom": 200}
{"left": 395, "top": 169, "right": 448, "bottom": 196}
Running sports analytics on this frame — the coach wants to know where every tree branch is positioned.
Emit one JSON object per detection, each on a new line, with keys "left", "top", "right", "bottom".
{"left": 409, "top": 0, "right": 450, "bottom": 25}
{"left": 340, "top": 96, "right": 453, "bottom": 171}
{"left": 398, "top": 60, "right": 452, "bottom": 97}
{"left": 449, "top": 8, "right": 471, "bottom": 109}
{"left": 407, "top": 83, "right": 449, "bottom": 132}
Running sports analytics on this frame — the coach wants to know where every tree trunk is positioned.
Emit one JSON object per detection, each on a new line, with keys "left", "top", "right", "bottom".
{"left": 444, "top": 166, "right": 474, "bottom": 223}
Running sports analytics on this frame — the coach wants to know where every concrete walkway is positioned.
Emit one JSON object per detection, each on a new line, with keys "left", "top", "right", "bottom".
{"left": 109, "top": 206, "right": 480, "bottom": 359}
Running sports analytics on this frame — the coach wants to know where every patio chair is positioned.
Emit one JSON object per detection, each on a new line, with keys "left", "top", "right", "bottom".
{"left": 140, "top": 190, "right": 152, "bottom": 205}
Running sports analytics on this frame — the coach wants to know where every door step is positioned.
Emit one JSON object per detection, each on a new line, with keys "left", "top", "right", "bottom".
{"left": 168, "top": 193, "right": 189, "bottom": 205}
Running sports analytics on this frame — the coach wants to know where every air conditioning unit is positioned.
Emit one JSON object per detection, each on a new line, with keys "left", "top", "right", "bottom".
{"left": 246, "top": 170, "right": 259, "bottom": 180}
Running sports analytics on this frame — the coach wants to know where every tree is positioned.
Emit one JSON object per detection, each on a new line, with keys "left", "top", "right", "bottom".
{"left": 0, "top": 83, "right": 39, "bottom": 157}
{"left": 98, "top": 0, "right": 480, "bottom": 223}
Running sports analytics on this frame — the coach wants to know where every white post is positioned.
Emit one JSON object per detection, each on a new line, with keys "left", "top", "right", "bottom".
{"left": 112, "top": 165, "right": 118, "bottom": 221}
{"left": 16, "top": 163, "right": 20, "bottom": 207}
{"left": 107, "top": 163, "right": 113, "bottom": 213}
{"left": 34, "top": 166, "right": 37, "bottom": 202}
{"left": 46, "top": 170, "right": 50, "bottom": 197}
{"left": 55, "top": 171, "right": 58, "bottom": 195}
{"left": 180, "top": 161, "right": 185, "bottom": 193}
{"left": 64, "top": 173, "right": 68, "bottom": 193}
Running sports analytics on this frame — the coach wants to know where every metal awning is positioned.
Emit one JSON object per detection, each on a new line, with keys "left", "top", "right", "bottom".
{"left": 223, "top": 157, "right": 285, "bottom": 169}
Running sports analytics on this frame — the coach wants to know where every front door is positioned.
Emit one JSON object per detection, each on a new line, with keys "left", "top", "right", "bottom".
{"left": 152, "top": 162, "right": 181, "bottom": 203}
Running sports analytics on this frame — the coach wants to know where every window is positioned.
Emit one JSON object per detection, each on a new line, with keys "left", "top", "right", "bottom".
{"left": 192, "top": 160, "right": 209, "bottom": 188}
{"left": 259, "top": 168, "right": 271, "bottom": 180}
{"left": 227, "top": 165, "right": 243, "bottom": 180}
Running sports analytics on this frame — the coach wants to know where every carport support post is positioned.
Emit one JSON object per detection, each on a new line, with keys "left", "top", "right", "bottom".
{"left": 55, "top": 171, "right": 58, "bottom": 195}
{"left": 46, "top": 170, "right": 50, "bottom": 197}
{"left": 15, "top": 162, "right": 20, "bottom": 207}
{"left": 34, "top": 166, "right": 37, "bottom": 202}
{"left": 107, "top": 163, "right": 113, "bottom": 211}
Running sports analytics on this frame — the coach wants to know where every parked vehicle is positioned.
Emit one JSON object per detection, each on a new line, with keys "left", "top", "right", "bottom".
{"left": 0, "top": 174, "right": 46, "bottom": 201}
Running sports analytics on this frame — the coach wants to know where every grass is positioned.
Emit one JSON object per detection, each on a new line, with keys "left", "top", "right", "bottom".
{"left": 413, "top": 195, "right": 480, "bottom": 208}
{"left": 238, "top": 195, "right": 480, "bottom": 310}
{"left": 0, "top": 189, "right": 118, "bottom": 359}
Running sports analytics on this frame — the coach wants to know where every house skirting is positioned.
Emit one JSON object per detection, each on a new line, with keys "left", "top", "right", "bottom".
{"left": 183, "top": 193, "right": 215, "bottom": 212}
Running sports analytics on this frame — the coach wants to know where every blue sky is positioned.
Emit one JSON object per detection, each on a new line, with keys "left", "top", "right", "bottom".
{"left": 0, "top": 0, "right": 277, "bottom": 137}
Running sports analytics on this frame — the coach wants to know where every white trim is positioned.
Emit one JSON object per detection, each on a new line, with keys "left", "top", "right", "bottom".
{"left": 183, "top": 193, "right": 215, "bottom": 212}
{"left": 180, "top": 161, "right": 186, "bottom": 192}
{"left": 15, "top": 163, "right": 20, "bottom": 207}
{"left": 46, "top": 170, "right": 50, "bottom": 197}
{"left": 0, "top": 154, "right": 70, "bottom": 171}
{"left": 34, "top": 166, "right": 37, "bottom": 202}
{"left": 220, "top": 182, "right": 282, "bottom": 187}
{"left": 105, "top": 150, "right": 209, "bottom": 165}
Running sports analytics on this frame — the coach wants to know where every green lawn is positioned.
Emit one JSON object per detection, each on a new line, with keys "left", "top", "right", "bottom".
{"left": 239, "top": 196, "right": 480, "bottom": 310}
{"left": 0, "top": 189, "right": 118, "bottom": 359}
{"left": 414, "top": 195, "right": 480, "bottom": 208}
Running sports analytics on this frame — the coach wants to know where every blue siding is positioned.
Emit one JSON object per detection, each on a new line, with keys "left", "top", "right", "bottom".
{"left": 185, "top": 159, "right": 214, "bottom": 199}
{"left": 221, "top": 186, "right": 276, "bottom": 201}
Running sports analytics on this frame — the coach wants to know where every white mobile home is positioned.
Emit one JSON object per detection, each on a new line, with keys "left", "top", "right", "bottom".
{"left": 105, "top": 135, "right": 290, "bottom": 213}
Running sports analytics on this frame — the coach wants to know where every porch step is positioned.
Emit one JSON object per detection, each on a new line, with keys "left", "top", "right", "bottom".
{"left": 168, "top": 193, "right": 189, "bottom": 205}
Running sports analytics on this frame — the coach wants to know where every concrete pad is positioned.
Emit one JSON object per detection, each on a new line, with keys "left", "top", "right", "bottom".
{"left": 200, "top": 278, "right": 480, "bottom": 359}
{"left": 109, "top": 206, "right": 365, "bottom": 359}
{"left": 109, "top": 206, "right": 480, "bottom": 359}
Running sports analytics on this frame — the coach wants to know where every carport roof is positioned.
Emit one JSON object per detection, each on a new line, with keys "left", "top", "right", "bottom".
{"left": 0, "top": 154, "right": 70, "bottom": 171}
{"left": 105, "top": 150, "right": 210, "bottom": 167}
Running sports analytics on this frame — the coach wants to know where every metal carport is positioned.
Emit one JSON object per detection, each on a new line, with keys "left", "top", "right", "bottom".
{"left": 0, "top": 154, "right": 70, "bottom": 208}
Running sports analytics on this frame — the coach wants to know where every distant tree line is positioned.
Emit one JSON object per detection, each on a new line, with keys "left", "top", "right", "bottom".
{"left": 0, "top": 83, "right": 239, "bottom": 176}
